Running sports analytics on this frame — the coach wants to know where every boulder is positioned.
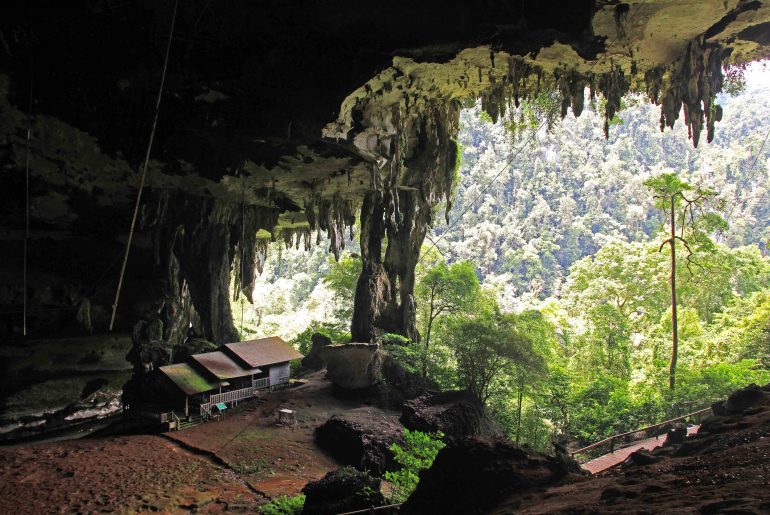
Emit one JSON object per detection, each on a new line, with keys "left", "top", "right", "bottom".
{"left": 400, "top": 437, "right": 583, "bottom": 515}
{"left": 315, "top": 408, "right": 403, "bottom": 476}
{"left": 301, "top": 332, "right": 332, "bottom": 370}
{"left": 712, "top": 383, "right": 767, "bottom": 416}
{"left": 321, "top": 343, "right": 384, "bottom": 390}
{"left": 301, "top": 466, "right": 385, "bottom": 515}
{"left": 400, "top": 390, "right": 485, "bottom": 440}
{"left": 623, "top": 449, "right": 662, "bottom": 467}
{"left": 664, "top": 423, "right": 688, "bottom": 446}
{"left": 374, "top": 351, "right": 437, "bottom": 409}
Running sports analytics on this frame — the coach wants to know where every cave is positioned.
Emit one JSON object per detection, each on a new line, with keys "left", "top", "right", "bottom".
{"left": 2, "top": 0, "right": 770, "bottom": 512}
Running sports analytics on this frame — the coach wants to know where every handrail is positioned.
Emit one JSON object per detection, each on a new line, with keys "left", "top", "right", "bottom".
{"left": 571, "top": 407, "right": 712, "bottom": 456}
{"left": 337, "top": 503, "right": 403, "bottom": 514}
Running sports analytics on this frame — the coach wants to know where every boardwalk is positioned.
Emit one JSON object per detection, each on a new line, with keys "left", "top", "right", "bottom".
{"left": 582, "top": 425, "right": 699, "bottom": 474}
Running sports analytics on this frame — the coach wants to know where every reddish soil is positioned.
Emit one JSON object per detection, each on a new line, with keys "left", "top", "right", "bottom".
{"left": 0, "top": 370, "right": 395, "bottom": 513}
{"left": 165, "top": 370, "right": 389, "bottom": 499}
{"left": 0, "top": 435, "right": 260, "bottom": 513}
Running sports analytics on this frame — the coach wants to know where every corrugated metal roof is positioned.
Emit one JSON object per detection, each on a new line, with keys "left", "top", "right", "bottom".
{"left": 223, "top": 336, "right": 303, "bottom": 368}
{"left": 159, "top": 362, "right": 221, "bottom": 396}
{"left": 191, "top": 351, "right": 260, "bottom": 380}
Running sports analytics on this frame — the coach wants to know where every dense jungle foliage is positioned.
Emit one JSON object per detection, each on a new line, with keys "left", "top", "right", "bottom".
{"left": 234, "top": 64, "right": 770, "bottom": 450}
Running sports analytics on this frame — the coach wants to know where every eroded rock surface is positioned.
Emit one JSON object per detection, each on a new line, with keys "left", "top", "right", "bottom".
{"left": 315, "top": 408, "right": 403, "bottom": 476}
{"left": 401, "top": 437, "right": 583, "bottom": 514}
{"left": 321, "top": 343, "right": 385, "bottom": 390}
{"left": 300, "top": 332, "right": 332, "bottom": 371}
{"left": 301, "top": 466, "right": 385, "bottom": 515}
{"left": 400, "top": 390, "right": 487, "bottom": 440}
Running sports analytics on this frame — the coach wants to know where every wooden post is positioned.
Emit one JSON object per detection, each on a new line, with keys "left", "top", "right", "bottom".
{"left": 185, "top": 395, "right": 189, "bottom": 418}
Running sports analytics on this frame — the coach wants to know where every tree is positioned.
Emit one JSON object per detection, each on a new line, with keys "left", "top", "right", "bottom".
{"left": 644, "top": 172, "right": 726, "bottom": 389}
{"left": 415, "top": 260, "right": 480, "bottom": 377}
{"left": 442, "top": 301, "right": 544, "bottom": 406}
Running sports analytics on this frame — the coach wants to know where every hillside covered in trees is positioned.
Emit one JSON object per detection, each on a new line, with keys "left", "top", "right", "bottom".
{"left": 234, "top": 63, "right": 770, "bottom": 450}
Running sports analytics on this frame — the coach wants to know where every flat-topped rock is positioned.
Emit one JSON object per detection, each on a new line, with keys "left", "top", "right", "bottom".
{"left": 320, "top": 343, "right": 385, "bottom": 390}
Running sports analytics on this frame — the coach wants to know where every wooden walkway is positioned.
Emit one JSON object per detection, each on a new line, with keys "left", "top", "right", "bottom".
{"left": 582, "top": 425, "right": 699, "bottom": 474}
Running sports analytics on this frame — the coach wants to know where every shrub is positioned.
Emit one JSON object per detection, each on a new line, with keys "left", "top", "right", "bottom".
{"left": 259, "top": 494, "right": 305, "bottom": 515}
{"left": 384, "top": 429, "right": 445, "bottom": 503}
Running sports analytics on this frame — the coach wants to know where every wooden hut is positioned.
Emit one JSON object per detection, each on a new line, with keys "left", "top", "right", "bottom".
{"left": 158, "top": 336, "right": 302, "bottom": 420}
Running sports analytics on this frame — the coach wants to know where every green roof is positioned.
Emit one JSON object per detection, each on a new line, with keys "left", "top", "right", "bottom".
{"left": 159, "top": 362, "right": 221, "bottom": 396}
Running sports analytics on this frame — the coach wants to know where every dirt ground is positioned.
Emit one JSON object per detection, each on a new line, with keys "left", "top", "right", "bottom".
{"left": 0, "top": 370, "right": 393, "bottom": 513}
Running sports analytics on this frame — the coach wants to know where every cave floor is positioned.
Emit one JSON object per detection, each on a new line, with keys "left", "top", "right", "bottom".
{"left": 496, "top": 410, "right": 770, "bottom": 514}
{"left": 0, "top": 370, "right": 384, "bottom": 513}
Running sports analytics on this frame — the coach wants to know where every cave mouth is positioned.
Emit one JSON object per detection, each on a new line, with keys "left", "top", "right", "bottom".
{"left": 229, "top": 60, "right": 770, "bottom": 351}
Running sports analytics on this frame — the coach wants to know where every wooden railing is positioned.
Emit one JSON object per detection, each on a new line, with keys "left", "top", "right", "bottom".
{"left": 571, "top": 407, "right": 712, "bottom": 457}
{"left": 337, "top": 503, "right": 402, "bottom": 514}
{"left": 160, "top": 410, "right": 181, "bottom": 429}
{"left": 210, "top": 386, "right": 256, "bottom": 405}
{"left": 253, "top": 377, "right": 270, "bottom": 389}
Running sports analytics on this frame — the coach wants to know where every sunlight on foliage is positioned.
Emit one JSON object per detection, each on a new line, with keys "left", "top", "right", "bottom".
{"left": 384, "top": 430, "right": 445, "bottom": 503}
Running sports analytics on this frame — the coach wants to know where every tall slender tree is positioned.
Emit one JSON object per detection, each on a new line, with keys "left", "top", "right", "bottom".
{"left": 644, "top": 173, "right": 726, "bottom": 389}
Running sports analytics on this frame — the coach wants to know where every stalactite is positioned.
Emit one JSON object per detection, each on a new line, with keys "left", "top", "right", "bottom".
{"left": 597, "top": 64, "right": 631, "bottom": 138}
{"left": 352, "top": 99, "right": 461, "bottom": 342}
{"left": 653, "top": 37, "right": 728, "bottom": 147}
{"left": 316, "top": 194, "right": 356, "bottom": 259}
{"left": 145, "top": 191, "right": 279, "bottom": 344}
{"left": 556, "top": 69, "right": 589, "bottom": 118}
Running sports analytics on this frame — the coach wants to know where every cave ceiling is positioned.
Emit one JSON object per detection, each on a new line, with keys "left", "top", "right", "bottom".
{"left": 2, "top": 0, "right": 769, "bottom": 236}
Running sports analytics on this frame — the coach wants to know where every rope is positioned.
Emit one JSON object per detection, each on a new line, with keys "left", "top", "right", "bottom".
{"left": 744, "top": 123, "right": 770, "bottom": 183}
{"left": 239, "top": 166, "right": 246, "bottom": 336}
{"left": 418, "top": 0, "right": 649, "bottom": 263}
{"left": 23, "top": 58, "right": 33, "bottom": 337}
{"left": 109, "top": 0, "right": 180, "bottom": 331}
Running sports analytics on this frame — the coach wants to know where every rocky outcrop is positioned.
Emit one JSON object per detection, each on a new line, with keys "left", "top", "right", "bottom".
{"left": 300, "top": 333, "right": 332, "bottom": 371}
{"left": 372, "top": 350, "right": 437, "bottom": 410}
{"left": 711, "top": 383, "right": 768, "bottom": 416}
{"left": 315, "top": 408, "right": 403, "bottom": 476}
{"left": 400, "top": 390, "right": 486, "bottom": 440}
{"left": 400, "top": 437, "right": 584, "bottom": 514}
{"left": 321, "top": 343, "right": 385, "bottom": 390}
{"left": 301, "top": 466, "right": 385, "bottom": 515}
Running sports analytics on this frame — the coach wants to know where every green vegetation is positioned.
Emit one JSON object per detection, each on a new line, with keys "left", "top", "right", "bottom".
{"left": 259, "top": 494, "right": 305, "bottom": 515}
{"left": 384, "top": 430, "right": 445, "bottom": 503}
{"left": 233, "top": 64, "right": 770, "bottom": 451}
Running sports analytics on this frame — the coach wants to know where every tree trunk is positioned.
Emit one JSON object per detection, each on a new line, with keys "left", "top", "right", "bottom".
{"left": 669, "top": 197, "right": 678, "bottom": 390}
{"left": 515, "top": 388, "right": 523, "bottom": 443}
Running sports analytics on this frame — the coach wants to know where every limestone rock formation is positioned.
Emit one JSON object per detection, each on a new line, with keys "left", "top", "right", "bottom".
{"left": 400, "top": 390, "right": 487, "bottom": 440}
{"left": 314, "top": 408, "right": 403, "bottom": 476}
{"left": 373, "top": 351, "right": 438, "bottom": 409}
{"left": 320, "top": 343, "right": 385, "bottom": 390}
{"left": 3, "top": 1, "right": 770, "bottom": 435}
{"left": 300, "top": 332, "right": 332, "bottom": 371}
{"left": 301, "top": 466, "right": 385, "bottom": 515}
{"left": 711, "top": 382, "right": 769, "bottom": 416}
{"left": 400, "top": 437, "right": 584, "bottom": 514}
{"left": 3, "top": 0, "right": 769, "bottom": 351}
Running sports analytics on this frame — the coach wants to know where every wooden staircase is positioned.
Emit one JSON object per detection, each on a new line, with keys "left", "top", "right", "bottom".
{"left": 176, "top": 414, "right": 203, "bottom": 431}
